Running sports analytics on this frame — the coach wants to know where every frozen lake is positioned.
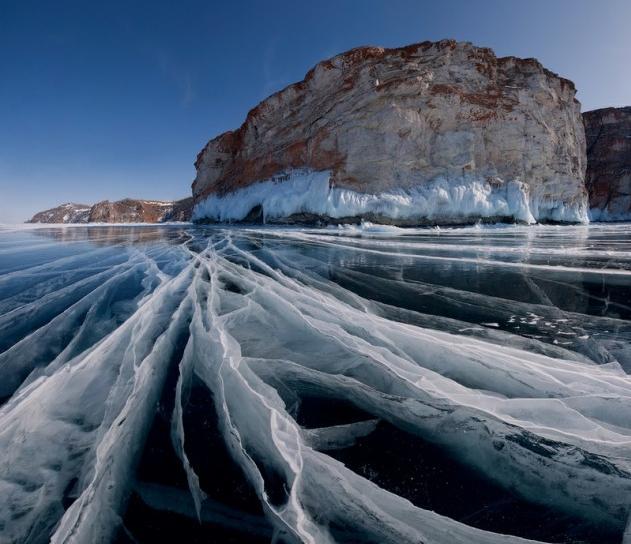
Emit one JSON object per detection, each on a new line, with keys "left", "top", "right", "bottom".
{"left": 1, "top": 223, "right": 631, "bottom": 543}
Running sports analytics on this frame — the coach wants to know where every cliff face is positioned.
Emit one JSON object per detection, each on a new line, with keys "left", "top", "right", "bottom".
{"left": 193, "top": 40, "right": 588, "bottom": 225}
{"left": 583, "top": 107, "right": 631, "bottom": 221}
{"left": 27, "top": 198, "right": 193, "bottom": 224}
{"left": 166, "top": 197, "right": 194, "bottom": 222}
{"left": 27, "top": 203, "right": 92, "bottom": 224}
{"left": 87, "top": 198, "right": 191, "bottom": 223}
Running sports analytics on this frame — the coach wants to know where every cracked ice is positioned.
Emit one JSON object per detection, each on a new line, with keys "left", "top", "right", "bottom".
{"left": 1, "top": 223, "right": 631, "bottom": 543}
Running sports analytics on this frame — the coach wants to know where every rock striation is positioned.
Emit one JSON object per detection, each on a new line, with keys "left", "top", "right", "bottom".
{"left": 193, "top": 40, "right": 588, "bottom": 225}
{"left": 27, "top": 197, "right": 193, "bottom": 224}
{"left": 583, "top": 107, "right": 631, "bottom": 221}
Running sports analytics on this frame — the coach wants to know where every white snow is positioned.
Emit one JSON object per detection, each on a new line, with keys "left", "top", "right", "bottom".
{"left": 193, "top": 169, "right": 589, "bottom": 225}
{"left": 139, "top": 200, "right": 176, "bottom": 206}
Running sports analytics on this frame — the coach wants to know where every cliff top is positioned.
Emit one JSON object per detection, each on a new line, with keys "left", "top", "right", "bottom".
{"left": 196, "top": 39, "right": 578, "bottom": 169}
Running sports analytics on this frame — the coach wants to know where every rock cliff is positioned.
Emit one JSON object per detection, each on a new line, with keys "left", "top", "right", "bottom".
{"left": 583, "top": 107, "right": 631, "bottom": 221}
{"left": 27, "top": 197, "right": 193, "bottom": 224}
{"left": 27, "top": 203, "right": 92, "bottom": 224}
{"left": 167, "top": 197, "right": 194, "bottom": 222}
{"left": 87, "top": 198, "right": 192, "bottom": 223}
{"left": 193, "top": 40, "right": 588, "bottom": 225}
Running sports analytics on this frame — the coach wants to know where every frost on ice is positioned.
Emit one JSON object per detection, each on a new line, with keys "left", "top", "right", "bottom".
{"left": 193, "top": 169, "right": 589, "bottom": 225}
{"left": 0, "top": 223, "right": 630, "bottom": 543}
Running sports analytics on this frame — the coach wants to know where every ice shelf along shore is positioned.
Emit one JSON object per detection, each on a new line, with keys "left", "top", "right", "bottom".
{"left": 193, "top": 170, "right": 589, "bottom": 225}
{"left": 0, "top": 223, "right": 630, "bottom": 543}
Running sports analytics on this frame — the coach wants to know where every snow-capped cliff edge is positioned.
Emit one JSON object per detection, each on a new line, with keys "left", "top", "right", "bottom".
{"left": 193, "top": 40, "right": 588, "bottom": 225}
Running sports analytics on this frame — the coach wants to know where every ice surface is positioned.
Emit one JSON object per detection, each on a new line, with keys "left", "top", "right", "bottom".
{"left": 193, "top": 169, "right": 589, "bottom": 224}
{"left": 0, "top": 223, "right": 630, "bottom": 543}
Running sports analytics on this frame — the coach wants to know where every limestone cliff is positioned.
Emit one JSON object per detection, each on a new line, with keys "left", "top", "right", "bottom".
{"left": 193, "top": 40, "right": 587, "bottom": 225}
{"left": 583, "top": 107, "right": 631, "bottom": 221}
{"left": 27, "top": 197, "right": 193, "bottom": 224}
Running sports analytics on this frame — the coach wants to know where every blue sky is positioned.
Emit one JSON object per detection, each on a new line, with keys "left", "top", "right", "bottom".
{"left": 1, "top": 0, "right": 629, "bottom": 223}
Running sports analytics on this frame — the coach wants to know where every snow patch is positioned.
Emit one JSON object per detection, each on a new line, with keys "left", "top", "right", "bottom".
{"left": 333, "top": 222, "right": 407, "bottom": 235}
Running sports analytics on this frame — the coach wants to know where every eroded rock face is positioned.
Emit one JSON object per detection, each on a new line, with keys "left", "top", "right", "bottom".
{"left": 27, "top": 203, "right": 92, "bottom": 224}
{"left": 27, "top": 198, "right": 193, "bottom": 224}
{"left": 166, "top": 197, "right": 194, "bottom": 222}
{"left": 584, "top": 107, "right": 631, "bottom": 221}
{"left": 88, "top": 199, "right": 184, "bottom": 223}
{"left": 193, "top": 40, "right": 588, "bottom": 225}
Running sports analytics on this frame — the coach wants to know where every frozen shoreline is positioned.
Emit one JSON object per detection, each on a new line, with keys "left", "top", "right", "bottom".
{"left": 193, "top": 169, "right": 589, "bottom": 226}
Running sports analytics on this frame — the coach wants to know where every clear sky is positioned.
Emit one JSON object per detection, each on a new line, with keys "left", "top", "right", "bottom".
{"left": 1, "top": 0, "right": 629, "bottom": 223}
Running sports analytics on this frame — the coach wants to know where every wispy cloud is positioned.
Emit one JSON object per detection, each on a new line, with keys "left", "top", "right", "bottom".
{"left": 261, "top": 40, "right": 291, "bottom": 99}
{"left": 179, "top": 71, "right": 196, "bottom": 107}
{"left": 147, "top": 45, "right": 197, "bottom": 108}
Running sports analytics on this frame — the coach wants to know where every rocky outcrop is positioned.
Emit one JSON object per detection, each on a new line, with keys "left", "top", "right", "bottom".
{"left": 87, "top": 198, "right": 191, "bottom": 223}
{"left": 166, "top": 197, "right": 194, "bottom": 222}
{"left": 27, "top": 203, "right": 92, "bottom": 224}
{"left": 583, "top": 107, "right": 631, "bottom": 221}
{"left": 27, "top": 198, "right": 193, "bottom": 224}
{"left": 193, "top": 40, "right": 588, "bottom": 225}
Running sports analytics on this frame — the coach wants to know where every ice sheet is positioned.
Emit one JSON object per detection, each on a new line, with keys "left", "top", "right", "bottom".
{"left": 0, "top": 223, "right": 630, "bottom": 543}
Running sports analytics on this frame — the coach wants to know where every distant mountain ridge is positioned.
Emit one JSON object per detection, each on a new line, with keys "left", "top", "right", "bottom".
{"left": 27, "top": 197, "right": 193, "bottom": 224}
{"left": 27, "top": 203, "right": 92, "bottom": 224}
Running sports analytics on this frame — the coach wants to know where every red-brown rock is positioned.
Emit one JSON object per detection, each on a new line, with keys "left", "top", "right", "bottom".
{"left": 193, "top": 40, "right": 587, "bottom": 225}
{"left": 27, "top": 198, "right": 193, "bottom": 224}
